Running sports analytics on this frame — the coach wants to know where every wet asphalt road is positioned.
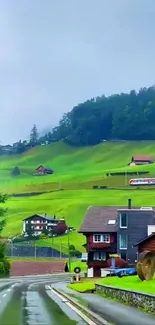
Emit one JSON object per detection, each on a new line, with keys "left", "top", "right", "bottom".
{"left": 0, "top": 275, "right": 87, "bottom": 325}
{"left": 54, "top": 282, "right": 155, "bottom": 325}
{"left": 0, "top": 275, "right": 155, "bottom": 325}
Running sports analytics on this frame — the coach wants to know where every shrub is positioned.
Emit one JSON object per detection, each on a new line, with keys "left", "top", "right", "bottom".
{"left": 12, "top": 166, "right": 20, "bottom": 176}
{"left": 69, "top": 244, "right": 75, "bottom": 251}
{"left": 3, "top": 259, "right": 11, "bottom": 275}
{"left": 39, "top": 233, "right": 48, "bottom": 239}
{"left": 0, "top": 262, "right": 4, "bottom": 275}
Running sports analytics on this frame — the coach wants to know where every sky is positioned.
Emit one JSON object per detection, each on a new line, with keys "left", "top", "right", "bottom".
{"left": 0, "top": 0, "right": 155, "bottom": 144}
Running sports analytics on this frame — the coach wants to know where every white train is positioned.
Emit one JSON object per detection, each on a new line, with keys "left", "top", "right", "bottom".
{"left": 129, "top": 178, "right": 155, "bottom": 186}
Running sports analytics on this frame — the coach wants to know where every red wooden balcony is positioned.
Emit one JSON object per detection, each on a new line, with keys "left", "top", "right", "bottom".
{"left": 89, "top": 242, "right": 110, "bottom": 249}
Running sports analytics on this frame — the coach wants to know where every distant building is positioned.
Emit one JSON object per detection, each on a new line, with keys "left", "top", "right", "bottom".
{"left": 34, "top": 165, "right": 53, "bottom": 176}
{"left": 129, "top": 155, "right": 153, "bottom": 166}
{"left": 79, "top": 199, "right": 155, "bottom": 277}
{"left": 23, "top": 214, "right": 68, "bottom": 236}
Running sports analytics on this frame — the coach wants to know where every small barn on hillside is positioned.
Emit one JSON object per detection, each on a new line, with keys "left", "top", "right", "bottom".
{"left": 34, "top": 165, "right": 53, "bottom": 176}
{"left": 129, "top": 155, "right": 153, "bottom": 166}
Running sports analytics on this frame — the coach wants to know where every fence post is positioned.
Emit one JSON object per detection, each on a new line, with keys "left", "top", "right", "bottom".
{"left": 34, "top": 245, "right": 36, "bottom": 259}
{"left": 60, "top": 243, "right": 62, "bottom": 259}
{"left": 11, "top": 243, "right": 13, "bottom": 257}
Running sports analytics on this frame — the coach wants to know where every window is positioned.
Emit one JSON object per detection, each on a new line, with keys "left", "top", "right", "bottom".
{"left": 108, "top": 220, "right": 116, "bottom": 225}
{"left": 119, "top": 234, "right": 127, "bottom": 249}
{"left": 93, "top": 252, "right": 106, "bottom": 261}
{"left": 94, "top": 234, "right": 102, "bottom": 242}
{"left": 121, "top": 252, "right": 127, "bottom": 261}
{"left": 102, "top": 234, "right": 110, "bottom": 243}
{"left": 93, "top": 234, "right": 110, "bottom": 243}
{"left": 120, "top": 213, "right": 127, "bottom": 228}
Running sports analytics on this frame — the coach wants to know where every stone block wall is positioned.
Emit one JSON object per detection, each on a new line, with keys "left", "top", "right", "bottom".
{"left": 95, "top": 284, "right": 155, "bottom": 313}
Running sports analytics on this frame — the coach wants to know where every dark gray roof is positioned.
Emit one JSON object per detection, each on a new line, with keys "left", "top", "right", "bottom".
{"left": 79, "top": 206, "right": 155, "bottom": 233}
{"left": 79, "top": 206, "right": 119, "bottom": 233}
{"left": 23, "top": 214, "right": 56, "bottom": 221}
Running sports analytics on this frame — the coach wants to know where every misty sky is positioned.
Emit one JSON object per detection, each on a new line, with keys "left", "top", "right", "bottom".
{"left": 0, "top": 0, "right": 155, "bottom": 144}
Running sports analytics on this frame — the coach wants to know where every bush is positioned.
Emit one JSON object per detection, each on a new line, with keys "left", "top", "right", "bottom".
{"left": 0, "top": 261, "right": 4, "bottom": 275}
{"left": 3, "top": 259, "right": 11, "bottom": 275}
{"left": 69, "top": 244, "right": 75, "bottom": 251}
{"left": 12, "top": 166, "right": 20, "bottom": 176}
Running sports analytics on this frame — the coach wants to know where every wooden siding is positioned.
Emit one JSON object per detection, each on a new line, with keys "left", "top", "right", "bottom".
{"left": 138, "top": 238, "right": 155, "bottom": 254}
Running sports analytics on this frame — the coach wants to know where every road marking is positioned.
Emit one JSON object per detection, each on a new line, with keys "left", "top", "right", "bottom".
{"left": 2, "top": 294, "right": 6, "bottom": 298}
{"left": 7, "top": 288, "right": 11, "bottom": 292}
{"left": 66, "top": 301, "right": 96, "bottom": 325}
{"left": 49, "top": 288, "right": 97, "bottom": 325}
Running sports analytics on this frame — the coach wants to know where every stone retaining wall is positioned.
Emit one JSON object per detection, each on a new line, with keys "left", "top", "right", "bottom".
{"left": 95, "top": 283, "right": 155, "bottom": 313}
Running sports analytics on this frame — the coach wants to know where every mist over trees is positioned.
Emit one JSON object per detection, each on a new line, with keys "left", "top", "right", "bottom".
{"left": 52, "top": 86, "right": 155, "bottom": 146}
{"left": 2, "top": 85, "right": 155, "bottom": 154}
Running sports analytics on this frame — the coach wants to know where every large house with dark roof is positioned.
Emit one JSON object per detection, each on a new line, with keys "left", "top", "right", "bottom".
{"left": 23, "top": 214, "right": 68, "bottom": 236}
{"left": 79, "top": 199, "right": 155, "bottom": 277}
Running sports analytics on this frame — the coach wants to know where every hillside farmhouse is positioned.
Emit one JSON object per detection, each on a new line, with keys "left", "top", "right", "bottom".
{"left": 34, "top": 165, "right": 53, "bottom": 176}
{"left": 79, "top": 199, "right": 155, "bottom": 277}
{"left": 23, "top": 214, "right": 71, "bottom": 236}
{"left": 129, "top": 155, "right": 153, "bottom": 166}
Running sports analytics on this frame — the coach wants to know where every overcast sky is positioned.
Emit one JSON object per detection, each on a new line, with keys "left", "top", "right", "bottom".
{"left": 0, "top": 0, "right": 155, "bottom": 144}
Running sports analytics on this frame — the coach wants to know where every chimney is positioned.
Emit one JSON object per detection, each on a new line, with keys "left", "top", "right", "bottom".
{"left": 128, "top": 199, "right": 132, "bottom": 209}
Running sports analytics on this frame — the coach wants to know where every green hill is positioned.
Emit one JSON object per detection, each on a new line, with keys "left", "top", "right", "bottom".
{"left": 1, "top": 140, "right": 155, "bottom": 193}
{"left": 1, "top": 140, "right": 155, "bottom": 252}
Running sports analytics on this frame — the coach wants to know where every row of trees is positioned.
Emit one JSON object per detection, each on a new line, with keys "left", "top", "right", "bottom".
{"left": 51, "top": 86, "right": 155, "bottom": 146}
{"left": 3, "top": 85, "right": 155, "bottom": 152}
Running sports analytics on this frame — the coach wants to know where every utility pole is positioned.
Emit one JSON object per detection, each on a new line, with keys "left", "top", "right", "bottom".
{"left": 125, "top": 171, "right": 128, "bottom": 186}
{"left": 67, "top": 231, "right": 71, "bottom": 272}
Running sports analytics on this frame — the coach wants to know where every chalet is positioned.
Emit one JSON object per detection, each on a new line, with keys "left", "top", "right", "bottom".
{"left": 79, "top": 199, "right": 155, "bottom": 277}
{"left": 130, "top": 155, "right": 153, "bottom": 166}
{"left": 23, "top": 214, "right": 68, "bottom": 236}
{"left": 35, "top": 165, "right": 53, "bottom": 176}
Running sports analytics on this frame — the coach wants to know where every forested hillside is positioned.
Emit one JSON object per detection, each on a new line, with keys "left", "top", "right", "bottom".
{"left": 52, "top": 86, "right": 155, "bottom": 146}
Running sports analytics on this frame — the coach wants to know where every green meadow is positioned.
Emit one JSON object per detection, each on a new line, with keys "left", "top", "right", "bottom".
{"left": 1, "top": 140, "right": 155, "bottom": 252}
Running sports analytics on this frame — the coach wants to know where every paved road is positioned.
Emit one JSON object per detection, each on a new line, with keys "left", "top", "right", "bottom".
{"left": 54, "top": 282, "right": 155, "bottom": 325}
{"left": 0, "top": 275, "right": 87, "bottom": 325}
{"left": 0, "top": 275, "right": 155, "bottom": 325}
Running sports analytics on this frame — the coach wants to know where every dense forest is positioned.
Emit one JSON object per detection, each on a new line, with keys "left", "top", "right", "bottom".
{"left": 51, "top": 86, "right": 155, "bottom": 146}
{"left": 2, "top": 86, "right": 155, "bottom": 154}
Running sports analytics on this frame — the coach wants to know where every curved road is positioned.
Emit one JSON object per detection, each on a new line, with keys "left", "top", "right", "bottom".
{"left": 0, "top": 275, "right": 154, "bottom": 325}
{"left": 0, "top": 275, "right": 87, "bottom": 325}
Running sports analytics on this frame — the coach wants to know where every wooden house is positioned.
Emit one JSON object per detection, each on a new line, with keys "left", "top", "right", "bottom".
{"left": 35, "top": 165, "right": 53, "bottom": 176}
{"left": 79, "top": 199, "right": 155, "bottom": 277}
{"left": 130, "top": 155, "right": 153, "bottom": 166}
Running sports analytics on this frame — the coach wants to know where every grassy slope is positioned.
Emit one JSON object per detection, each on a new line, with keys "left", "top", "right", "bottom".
{"left": 68, "top": 275, "right": 155, "bottom": 294}
{"left": 1, "top": 140, "right": 155, "bottom": 193}
{"left": 1, "top": 140, "right": 155, "bottom": 251}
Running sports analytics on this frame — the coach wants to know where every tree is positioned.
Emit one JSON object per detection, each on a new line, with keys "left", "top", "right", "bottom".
{"left": 0, "top": 194, "right": 10, "bottom": 275}
{"left": 30, "top": 124, "right": 38, "bottom": 145}
{"left": 26, "top": 222, "right": 34, "bottom": 237}
{"left": 12, "top": 166, "right": 20, "bottom": 176}
{"left": 0, "top": 194, "right": 7, "bottom": 234}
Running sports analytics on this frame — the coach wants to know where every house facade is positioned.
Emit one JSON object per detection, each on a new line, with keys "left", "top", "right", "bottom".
{"left": 130, "top": 155, "right": 153, "bottom": 165}
{"left": 79, "top": 199, "right": 155, "bottom": 277}
{"left": 35, "top": 165, "right": 53, "bottom": 176}
{"left": 23, "top": 214, "right": 67, "bottom": 236}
